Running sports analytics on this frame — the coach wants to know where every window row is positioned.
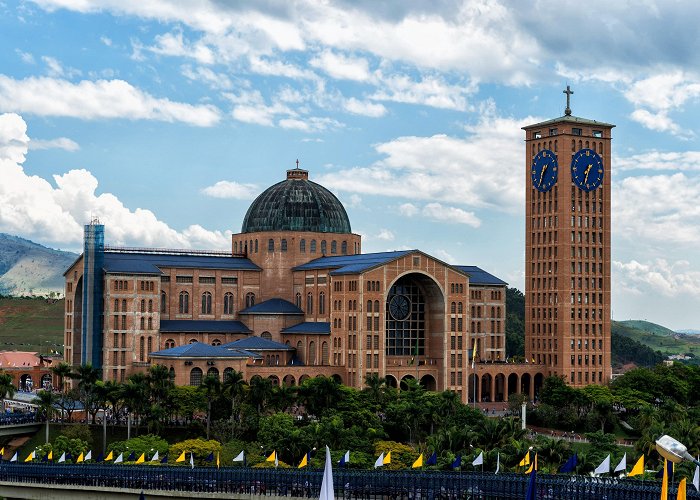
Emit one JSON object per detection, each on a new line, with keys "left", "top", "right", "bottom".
{"left": 531, "top": 231, "right": 558, "bottom": 245}
{"left": 570, "top": 354, "right": 604, "bottom": 366}
{"left": 139, "top": 280, "right": 155, "bottom": 291}
{"left": 113, "top": 280, "right": 129, "bottom": 291}
{"left": 449, "top": 283, "right": 464, "bottom": 294}
{"left": 366, "top": 280, "right": 381, "bottom": 292}
{"left": 570, "top": 262, "right": 604, "bottom": 275}
{"left": 234, "top": 238, "right": 352, "bottom": 256}
{"left": 161, "top": 291, "right": 240, "bottom": 315}
{"left": 569, "top": 338, "right": 604, "bottom": 350}
{"left": 532, "top": 338, "right": 558, "bottom": 351}
{"left": 571, "top": 371, "right": 604, "bottom": 384}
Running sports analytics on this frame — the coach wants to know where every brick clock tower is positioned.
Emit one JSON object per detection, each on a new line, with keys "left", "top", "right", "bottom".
{"left": 523, "top": 87, "right": 614, "bottom": 387}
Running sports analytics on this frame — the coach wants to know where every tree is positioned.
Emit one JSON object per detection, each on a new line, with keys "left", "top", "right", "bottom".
{"left": 247, "top": 376, "right": 273, "bottom": 413}
{"left": 200, "top": 374, "right": 221, "bottom": 440}
{"left": 0, "top": 372, "right": 16, "bottom": 411}
{"left": 222, "top": 369, "right": 247, "bottom": 436}
{"left": 69, "top": 364, "right": 100, "bottom": 423}
{"left": 33, "top": 389, "right": 58, "bottom": 443}
{"left": 51, "top": 362, "right": 72, "bottom": 393}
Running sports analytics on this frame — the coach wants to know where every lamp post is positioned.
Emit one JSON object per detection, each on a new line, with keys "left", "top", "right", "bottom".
{"left": 655, "top": 435, "right": 700, "bottom": 466}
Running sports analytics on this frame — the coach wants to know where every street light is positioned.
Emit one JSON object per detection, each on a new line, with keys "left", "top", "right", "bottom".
{"left": 655, "top": 435, "right": 700, "bottom": 466}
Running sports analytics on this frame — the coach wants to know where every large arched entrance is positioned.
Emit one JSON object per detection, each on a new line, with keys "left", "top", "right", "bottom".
{"left": 420, "top": 374, "right": 436, "bottom": 391}
{"left": 468, "top": 374, "right": 479, "bottom": 403}
{"left": 19, "top": 374, "right": 32, "bottom": 392}
{"left": 494, "top": 373, "right": 506, "bottom": 402}
{"left": 534, "top": 373, "right": 545, "bottom": 401}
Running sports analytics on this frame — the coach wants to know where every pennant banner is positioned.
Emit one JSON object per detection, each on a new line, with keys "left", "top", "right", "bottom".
{"left": 412, "top": 454, "right": 423, "bottom": 469}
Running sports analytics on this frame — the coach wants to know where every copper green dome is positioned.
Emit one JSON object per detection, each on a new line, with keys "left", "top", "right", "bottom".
{"left": 241, "top": 168, "right": 352, "bottom": 234}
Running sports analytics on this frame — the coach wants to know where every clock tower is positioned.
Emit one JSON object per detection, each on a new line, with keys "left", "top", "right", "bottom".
{"left": 522, "top": 87, "right": 614, "bottom": 387}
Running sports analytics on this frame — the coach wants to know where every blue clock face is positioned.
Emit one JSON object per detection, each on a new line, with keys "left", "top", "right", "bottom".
{"left": 530, "top": 149, "right": 558, "bottom": 192}
{"left": 571, "top": 149, "right": 604, "bottom": 191}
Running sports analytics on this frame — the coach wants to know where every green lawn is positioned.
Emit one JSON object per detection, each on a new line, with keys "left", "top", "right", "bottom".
{"left": 0, "top": 297, "right": 64, "bottom": 355}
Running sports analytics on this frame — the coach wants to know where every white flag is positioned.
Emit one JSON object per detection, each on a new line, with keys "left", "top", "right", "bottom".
{"left": 10, "top": 452, "right": 17, "bottom": 462}
{"left": 694, "top": 464, "right": 699, "bottom": 492}
{"left": 275, "top": 452, "right": 278, "bottom": 468}
{"left": 233, "top": 451, "right": 245, "bottom": 462}
{"left": 151, "top": 451, "right": 159, "bottom": 462}
{"left": 319, "top": 446, "right": 335, "bottom": 500}
{"left": 85, "top": 450, "right": 92, "bottom": 461}
{"left": 594, "top": 454, "right": 610, "bottom": 475}
{"left": 472, "top": 452, "right": 483, "bottom": 467}
{"left": 58, "top": 452, "right": 66, "bottom": 463}
{"left": 190, "top": 452, "right": 194, "bottom": 469}
{"left": 495, "top": 453, "right": 500, "bottom": 474}
{"left": 114, "top": 453, "right": 124, "bottom": 464}
{"left": 614, "top": 453, "right": 626, "bottom": 473}
{"left": 374, "top": 452, "right": 384, "bottom": 468}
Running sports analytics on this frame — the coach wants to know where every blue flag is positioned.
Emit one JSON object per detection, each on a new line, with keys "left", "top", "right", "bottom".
{"left": 559, "top": 453, "right": 577, "bottom": 473}
{"left": 525, "top": 468, "right": 537, "bottom": 500}
{"left": 41, "top": 454, "right": 48, "bottom": 462}
{"left": 338, "top": 451, "right": 349, "bottom": 466}
{"left": 161, "top": 454, "right": 168, "bottom": 464}
{"left": 656, "top": 460, "right": 673, "bottom": 481}
{"left": 451, "top": 455, "right": 462, "bottom": 469}
{"left": 426, "top": 452, "right": 438, "bottom": 466}
{"left": 127, "top": 452, "right": 136, "bottom": 461}
{"left": 66, "top": 452, "right": 72, "bottom": 461}
{"left": 205, "top": 452, "right": 214, "bottom": 462}
{"left": 95, "top": 453, "right": 104, "bottom": 463}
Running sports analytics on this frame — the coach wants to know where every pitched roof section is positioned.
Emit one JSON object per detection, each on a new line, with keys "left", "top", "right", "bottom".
{"left": 294, "top": 250, "right": 414, "bottom": 275}
{"left": 159, "top": 320, "right": 251, "bottom": 334}
{"left": 281, "top": 322, "right": 331, "bottom": 335}
{"left": 455, "top": 266, "right": 508, "bottom": 286}
{"left": 150, "top": 342, "right": 260, "bottom": 359}
{"left": 239, "top": 298, "right": 303, "bottom": 315}
{"left": 221, "top": 337, "right": 295, "bottom": 351}
{"left": 522, "top": 114, "right": 615, "bottom": 129}
{"left": 102, "top": 249, "right": 259, "bottom": 275}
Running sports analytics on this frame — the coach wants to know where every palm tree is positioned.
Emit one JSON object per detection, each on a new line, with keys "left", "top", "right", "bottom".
{"left": 122, "top": 373, "right": 149, "bottom": 437}
{"left": 50, "top": 362, "right": 72, "bottom": 393}
{"left": 0, "top": 372, "right": 16, "bottom": 412}
{"left": 222, "top": 369, "right": 247, "bottom": 436}
{"left": 247, "top": 376, "right": 273, "bottom": 414}
{"left": 363, "top": 373, "right": 388, "bottom": 409}
{"left": 33, "top": 389, "right": 58, "bottom": 444}
{"left": 69, "top": 364, "right": 100, "bottom": 423}
{"left": 200, "top": 374, "right": 221, "bottom": 440}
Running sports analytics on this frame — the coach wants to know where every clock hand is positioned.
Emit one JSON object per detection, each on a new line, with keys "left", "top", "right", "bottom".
{"left": 539, "top": 163, "right": 549, "bottom": 186}
{"left": 584, "top": 164, "right": 592, "bottom": 183}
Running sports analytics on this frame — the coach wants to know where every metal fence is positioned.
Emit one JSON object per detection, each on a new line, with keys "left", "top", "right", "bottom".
{"left": 1, "top": 463, "right": 698, "bottom": 499}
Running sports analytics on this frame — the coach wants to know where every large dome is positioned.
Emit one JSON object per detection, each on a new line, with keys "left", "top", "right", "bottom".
{"left": 241, "top": 168, "right": 352, "bottom": 234}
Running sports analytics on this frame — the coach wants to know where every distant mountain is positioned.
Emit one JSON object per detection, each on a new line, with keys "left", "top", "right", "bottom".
{"left": 677, "top": 329, "right": 700, "bottom": 335}
{"left": 617, "top": 320, "right": 676, "bottom": 336}
{"left": 614, "top": 319, "right": 700, "bottom": 363}
{"left": 0, "top": 233, "right": 77, "bottom": 297}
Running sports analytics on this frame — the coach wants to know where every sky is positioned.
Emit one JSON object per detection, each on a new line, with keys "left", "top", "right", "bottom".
{"left": 0, "top": 1, "right": 699, "bottom": 330}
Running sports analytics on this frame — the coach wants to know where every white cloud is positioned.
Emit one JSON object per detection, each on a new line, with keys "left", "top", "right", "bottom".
{"left": 615, "top": 150, "right": 700, "bottom": 172}
{"left": 41, "top": 56, "right": 81, "bottom": 79}
{"left": 0, "top": 75, "right": 221, "bottom": 126}
{"left": 309, "top": 50, "right": 371, "bottom": 81}
{"left": 433, "top": 249, "right": 455, "bottom": 264}
{"left": 422, "top": 203, "right": 480, "bottom": 227}
{"left": 181, "top": 65, "right": 232, "bottom": 90}
{"left": 100, "top": 36, "right": 113, "bottom": 47}
{"left": 343, "top": 98, "right": 387, "bottom": 117}
{"left": 370, "top": 72, "right": 476, "bottom": 111}
{"left": 201, "top": 181, "right": 258, "bottom": 200}
{"left": 28, "top": 137, "right": 80, "bottom": 152}
{"left": 376, "top": 229, "right": 394, "bottom": 241}
{"left": 225, "top": 89, "right": 294, "bottom": 126}
{"left": 149, "top": 30, "right": 215, "bottom": 64}
{"left": 614, "top": 259, "right": 700, "bottom": 298}
{"left": 279, "top": 116, "right": 343, "bottom": 132}
{"left": 399, "top": 203, "right": 418, "bottom": 216}
{"left": 16, "top": 50, "right": 35, "bottom": 64}
{"left": 0, "top": 113, "right": 230, "bottom": 249}
{"left": 630, "top": 109, "right": 683, "bottom": 136}
{"left": 249, "top": 56, "right": 317, "bottom": 80}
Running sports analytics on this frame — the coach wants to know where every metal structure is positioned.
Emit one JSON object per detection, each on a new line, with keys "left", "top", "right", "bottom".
{"left": 81, "top": 219, "right": 104, "bottom": 369}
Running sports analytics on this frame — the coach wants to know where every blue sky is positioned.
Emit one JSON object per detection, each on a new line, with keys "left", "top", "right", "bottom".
{"left": 0, "top": 1, "right": 699, "bottom": 330}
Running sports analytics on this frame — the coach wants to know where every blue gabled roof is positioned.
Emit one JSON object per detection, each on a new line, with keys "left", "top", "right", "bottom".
{"left": 455, "top": 266, "right": 508, "bottom": 286}
{"left": 281, "top": 322, "right": 331, "bottom": 335}
{"left": 150, "top": 342, "right": 260, "bottom": 359}
{"left": 239, "top": 298, "right": 303, "bottom": 315}
{"left": 159, "top": 320, "right": 251, "bottom": 334}
{"left": 293, "top": 250, "right": 414, "bottom": 274}
{"left": 221, "top": 337, "right": 294, "bottom": 351}
{"left": 102, "top": 250, "right": 260, "bottom": 274}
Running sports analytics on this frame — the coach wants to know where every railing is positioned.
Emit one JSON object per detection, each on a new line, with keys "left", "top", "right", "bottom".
{"left": 0, "top": 464, "right": 697, "bottom": 499}
{"left": 0, "top": 412, "right": 38, "bottom": 426}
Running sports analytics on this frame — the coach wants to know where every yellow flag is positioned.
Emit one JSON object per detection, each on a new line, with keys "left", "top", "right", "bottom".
{"left": 412, "top": 454, "right": 424, "bottom": 469}
{"left": 383, "top": 451, "right": 391, "bottom": 464}
{"left": 525, "top": 453, "right": 538, "bottom": 474}
{"left": 628, "top": 455, "right": 644, "bottom": 477}
{"left": 298, "top": 453, "right": 308, "bottom": 468}
{"left": 0, "top": 447, "right": 4, "bottom": 456}
{"left": 266, "top": 451, "right": 277, "bottom": 462}
{"left": 176, "top": 451, "right": 186, "bottom": 463}
{"left": 677, "top": 477, "right": 686, "bottom": 500}
{"left": 48, "top": 450, "right": 53, "bottom": 460}
{"left": 471, "top": 341, "right": 478, "bottom": 368}
{"left": 135, "top": 453, "right": 145, "bottom": 464}
{"left": 519, "top": 452, "right": 530, "bottom": 467}
{"left": 661, "top": 458, "right": 669, "bottom": 500}
{"left": 24, "top": 451, "right": 34, "bottom": 462}
{"left": 76, "top": 452, "right": 84, "bottom": 463}
{"left": 216, "top": 452, "right": 220, "bottom": 469}
{"left": 105, "top": 451, "right": 113, "bottom": 461}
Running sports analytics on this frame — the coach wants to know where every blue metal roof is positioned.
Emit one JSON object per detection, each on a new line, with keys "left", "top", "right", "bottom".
{"left": 294, "top": 250, "right": 414, "bottom": 274}
{"left": 455, "top": 266, "right": 508, "bottom": 286}
{"left": 150, "top": 342, "right": 259, "bottom": 359}
{"left": 221, "top": 337, "right": 294, "bottom": 351}
{"left": 239, "top": 298, "right": 303, "bottom": 315}
{"left": 102, "top": 250, "right": 259, "bottom": 274}
{"left": 159, "top": 320, "right": 251, "bottom": 334}
{"left": 281, "top": 322, "right": 331, "bottom": 335}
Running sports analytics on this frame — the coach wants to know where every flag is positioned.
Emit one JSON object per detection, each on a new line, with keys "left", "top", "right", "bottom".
{"left": 678, "top": 477, "right": 687, "bottom": 500}
{"left": 426, "top": 452, "right": 437, "bottom": 466}
{"left": 339, "top": 450, "right": 350, "bottom": 466}
{"left": 657, "top": 460, "right": 674, "bottom": 481}
{"left": 85, "top": 450, "right": 92, "bottom": 461}
{"left": 190, "top": 452, "right": 194, "bottom": 469}
{"left": 694, "top": 464, "right": 699, "bottom": 492}
{"left": 495, "top": 453, "right": 500, "bottom": 474}
{"left": 383, "top": 452, "right": 391, "bottom": 465}
{"left": 525, "top": 463, "right": 537, "bottom": 500}
{"left": 451, "top": 455, "right": 462, "bottom": 469}
{"left": 41, "top": 453, "right": 48, "bottom": 463}
{"left": 266, "top": 451, "right": 277, "bottom": 463}
{"left": 0, "top": 447, "right": 4, "bottom": 456}
{"left": 48, "top": 450, "right": 53, "bottom": 461}
{"left": 320, "top": 446, "right": 334, "bottom": 500}
{"left": 661, "top": 458, "right": 669, "bottom": 500}
{"left": 233, "top": 450, "right": 245, "bottom": 462}
{"left": 10, "top": 452, "right": 17, "bottom": 462}
{"left": 472, "top": 452, "right": 483, "bottom": 467}
{"left": 24, "top": 451, "right": 34, "bottom": 462}
{"left": 114, "top": 453, "right": 124, "bottom": 464}
{"left": 205, "top": 452, "right": 214, "bottom": 462}
{"left": 298, "top": 453, "right": 308, "bottom": 468}
{"left": 614, "top": 453, "right": 626, "bottom": 473}
{"left": 95, "top": 453, "right": 103, "bottom": 462}
{"left": 161, "top": 454, "right": 168, "bottom": 464}
{"left": 76, "top": 452, "right": 84, "bottom": 463}
{"left": 128, "top": 451, "right": 136, "bottom": 461}
{"left": 216, "top": 452, "right": 220, "bottom": 469}
{"left": 135, "top": 453, "right": 145, "bottom": 464}
{"left": 105, "top": 451, "right": 113, "bottom": 461}
{"left": 628, "top": 455, "right": 644, "bottom": 477}
{"left": 594, "top": 454, "right": 610, "bottom": 475}
{"left": 519, "top": 452, "right": 530, "bottom": 467}
{"left": 471, "top": 340, "right": 477, "bottom": 369}
{"left": 58, "top": 452, "right": 66, "bottom": 463}
{"left": 374, "top": 452, "right": 384, "bottom": 469}
{"left": 559, "top": 453, "right": 578, "bottom": 473}
{"left": 525, "top": 454, "right": 538, "bottom": 474}
{"left": 412, "top": 453, "right": 423, "bottom": 469}
{"left": 176, "top": 451, "right": 186, "bottom": 463}
{"left": 151, "top": 451, "right": 159, "bottom": 462}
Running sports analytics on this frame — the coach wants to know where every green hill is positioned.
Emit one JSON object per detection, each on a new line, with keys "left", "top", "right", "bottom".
{"left": 0, "top": 296, "right": 65, "bottom": 355}
{"left": 613, "top": 319, "right": 700, "bottom": 360}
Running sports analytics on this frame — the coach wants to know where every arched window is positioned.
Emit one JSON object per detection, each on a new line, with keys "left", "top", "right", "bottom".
{"left": 319, "top": 292, "right": 325, "bottom": 315}
{"left": 147, "top": 336, "right": 152, "bottom": 360}
{"left": 140, "top": 317, "right": 145, "bottom": 330}
{"left": 281, "top": 239, "right": 287, "bottom": 251}
{"left": 300, "top": 239, "right": 306, "bottom": 253}
{"left": 201, "top": 292, "right": 212, "bottom": 315}
{"left": 161, "top": 291, "right": 167, "bottom": 314}
{"left": 223, "top": 367, "right": 234, "bottom": 381}
{"left": 165, "top": 339, "right": 176, "bottom": 349}
{"left": 189, "top": 367, "right": 203, "bottom": 386}
{"left": 451, "top": 302, "right": 456, "bottom": 314}
{"left": 458, "top": 302, "right": 463, "bottom": 314}
{"left": 309, "top": 341, "right": 316, "bottom": 365}
{"left": 122, "top": 299, "right": 127, "bottom": 311}
{"left": 367, "top": 300, "right": 373, "bottom": 313}
{"left": 310, "top": 240, "right": 317, "bottom": 253}
{"left": 148, "top": 299, "right": 153, "bottom": 312}
{"left": 331, "top": 241, "right": 337, "bottom": 254}
{"left": 296, "top": 341, "right": 304, "bottom": 363}
{"left": 169, "top": 367, "right": 175, "bottom": 380}
{"left": 114, "top": 299, "right": 119, "bottom": 312}
{"left": 321, "top": 240, "right": 327, "bottom": 254}
{"left": 211, "top": 339, "right": 221, "bottom": 346}
{"left": 179, "top": 291, "right": 189, "bottom": 314}
{"left": 341, "top": 241, "right": 347, "bottom": 255}
{"left": 255, "top": 239, "right": 258, "bottom": 252}
{"left": 189, "top": 338, "right": 198, "bottom": 344}
{"left": 268, "top": 238, "right": 274, "bottom": 252}
{"left": 139, "top": 337, "right": 145, "bottom": 361}
{"left": 224, "top": 292, "right": 234, "bottom": 315}
{"left": 295, "top": 292, "right": 302, "bottom": 308}
{"left": 245, "top": 292, "right": 255, "bottom": 308}
{"left": 234, "top": 241, "right": 238, "bottom": 253}
{"left": 306, "top": 292, "right": 313, "bottom": 314}
{"left": 207, "top": 367, "right": 220, "bottom": 381}
{"left": 261, "top": 331, "right": 272, "bottom": 340}
{"left": 321, "top": 341, "right": 329, "bottom": 365}
{"left": 374, "top": 300, "right": 380, "bottom": 313}
{"left": 140, "top": 299, "right": 145, "bottom": 312}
